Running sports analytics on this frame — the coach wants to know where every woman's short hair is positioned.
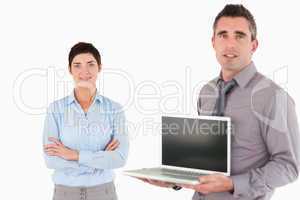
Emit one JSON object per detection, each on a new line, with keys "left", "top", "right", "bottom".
{"left": 68, "top": 42, "right": 101, "bottom": 70}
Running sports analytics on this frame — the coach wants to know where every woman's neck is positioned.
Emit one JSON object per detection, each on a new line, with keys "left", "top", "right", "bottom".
{"left": 74, "top": 87, "right": 97, "bottom": 112}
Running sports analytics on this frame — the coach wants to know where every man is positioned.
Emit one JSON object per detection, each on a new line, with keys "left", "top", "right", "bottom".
{"left": 142, "top": 4, "right": 300, "bottom": 200}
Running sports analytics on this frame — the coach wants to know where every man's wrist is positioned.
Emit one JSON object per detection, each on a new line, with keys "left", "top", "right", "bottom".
{"left": 227, "top": 177, "right": 234, "bottom": 193}
{"left": 172, "top": 185, "right": 182, "bottom": 190}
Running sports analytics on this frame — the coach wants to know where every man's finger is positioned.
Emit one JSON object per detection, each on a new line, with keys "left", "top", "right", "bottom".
{"left": 137, "top": 178, "right": 148, "bottom": 182}
{"left": 178, "top": 183, "right": 194, "bottom": 189}
{"left": 148, "top": 179, "right": 160, "bottom": 185}
{"left": 198, "top": 175, "right": 213, "bottom": 184}
{"left": 195, "top": 183, "right": 214, "bottom": 192}
{"left": 148, "top": 179, "right": 170, "bottom": 186}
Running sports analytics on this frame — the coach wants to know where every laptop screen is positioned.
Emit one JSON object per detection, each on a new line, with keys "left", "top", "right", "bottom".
{"left": 161, "top": 116, "right": 229, "bottom": 173}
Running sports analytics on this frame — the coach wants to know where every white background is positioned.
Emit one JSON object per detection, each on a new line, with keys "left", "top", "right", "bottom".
{"left": 0, "top": 0, "right": 299, "bottom": 199}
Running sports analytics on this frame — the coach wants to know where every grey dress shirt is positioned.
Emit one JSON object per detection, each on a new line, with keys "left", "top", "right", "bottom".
{"left": 193, "top": 62, "right": 300, "bottom": 200}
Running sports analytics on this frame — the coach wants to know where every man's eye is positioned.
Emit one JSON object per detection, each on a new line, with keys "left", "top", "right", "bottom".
{"left": 73, "top": 65, "right": 80, "bottom": 68}
{"left": 219, "top": 34, "right": 227, "bottom": 39}
{"left": 236, "top": 35, "right": 244, "bottom": 39}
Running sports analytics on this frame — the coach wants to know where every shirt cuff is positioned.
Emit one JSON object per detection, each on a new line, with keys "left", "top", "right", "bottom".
{"left": 78, "top": 150, "right": 93, "bottom": 165}
{"left": 231, "top": 173, "right": 250, "bottom": 198}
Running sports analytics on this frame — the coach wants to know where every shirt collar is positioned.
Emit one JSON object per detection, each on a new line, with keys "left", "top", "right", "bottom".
{"left": 217, "top": 61, "right": 257, "bottom": 88}
{"left": 67, "top": 89, "right": 102, "bottom": 105}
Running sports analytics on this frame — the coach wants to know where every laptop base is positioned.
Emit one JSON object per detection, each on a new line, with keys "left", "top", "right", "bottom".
{"left": 124, "top": 167, "right": 203, "bottom": 185}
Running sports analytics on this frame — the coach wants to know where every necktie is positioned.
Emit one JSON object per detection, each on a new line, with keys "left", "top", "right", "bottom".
{"left": 213, "top": 79, "right": 237, "bottom": 116}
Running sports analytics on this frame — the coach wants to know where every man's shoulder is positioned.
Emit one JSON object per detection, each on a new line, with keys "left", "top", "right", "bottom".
{"left": 246, "top": 71, "right": 296, "bottom": 113}
{"left": 252, "top": 72, "right": 291, "bottom": 100}
{"left": 199, "top": 77, "right": 219, "bottom": 95}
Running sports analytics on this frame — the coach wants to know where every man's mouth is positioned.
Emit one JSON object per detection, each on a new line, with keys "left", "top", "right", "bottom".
{"left": 223, "top": 54, "right": 238, "bottom": 58}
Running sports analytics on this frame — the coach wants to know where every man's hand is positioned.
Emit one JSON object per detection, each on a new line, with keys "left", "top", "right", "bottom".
{"left": 138, "top": 178, "right": 174, "bottom": 188}
{"left": 179, "top": 174, "right": 233, "bottom": 195}
{"left": 44, "top": 137, "right": 79, "bottom": 161}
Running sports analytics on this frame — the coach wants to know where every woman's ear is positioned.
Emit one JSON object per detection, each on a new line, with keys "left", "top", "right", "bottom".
{"left": 69, "top": 65, "right": 72, "bottom": 74}
{"left": 98, "top": 64, "right": 102, "bottom": 72}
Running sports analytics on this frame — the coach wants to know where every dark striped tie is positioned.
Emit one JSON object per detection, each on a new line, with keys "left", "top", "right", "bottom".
{"left": 213, "top": 79, "right": 237, "bottom": 116}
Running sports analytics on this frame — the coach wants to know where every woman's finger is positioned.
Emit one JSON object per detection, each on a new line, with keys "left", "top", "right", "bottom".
{"left": 48, "top": 137, "right": 63, "bottom": 146}
{"left": 45, "top": 146, "right": 61, "bottom": 153}
{"left": 105, "top": 140, "right": 112, "bottom": 150}
{"left": 44, "top": 143, "right": 61, "bottom": 149}
{"left": 108, "top": 140, "right": 118, "bottom": 149}
{"left": 44, "top": 145, "right": 59, "bottom": 150}
{"left": 45, "top": 149, "right": 59, "bottom": 156}
{"left": 105, "top": 139, "right": 117, "bottom": 150}
{"left": 106, "top": 140, "right": 119, "bottom": 151}
{"left": 108, "top": 141, "right": 120, "bottom": 151}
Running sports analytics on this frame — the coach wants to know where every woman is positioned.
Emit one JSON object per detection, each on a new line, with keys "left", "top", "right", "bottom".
{"left": 43, "top": 42, "right": 129, "bottom": 200}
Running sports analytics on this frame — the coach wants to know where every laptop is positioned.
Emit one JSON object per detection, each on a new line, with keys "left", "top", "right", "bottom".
{"left": 124, "top": 115, "right": 231, "bottom": 185}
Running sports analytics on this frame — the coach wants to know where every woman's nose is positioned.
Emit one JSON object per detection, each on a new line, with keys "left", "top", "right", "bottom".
{"left": 80, "top": 66, "right": 90, "bottom": 74}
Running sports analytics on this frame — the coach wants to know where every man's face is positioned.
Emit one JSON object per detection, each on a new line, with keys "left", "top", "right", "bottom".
{"left": 212, "top": 17, "right": 258, "bottom": 71}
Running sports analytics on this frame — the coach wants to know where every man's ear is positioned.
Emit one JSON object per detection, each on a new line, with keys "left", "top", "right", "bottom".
{"left": 98, "top": 64, "right": 102, "bottom": 72}
{"left": 251, "top": 39, "right": 259, "bottom": 53}
{"left": 211, "top": 35, "right": 216, "bottom": 49}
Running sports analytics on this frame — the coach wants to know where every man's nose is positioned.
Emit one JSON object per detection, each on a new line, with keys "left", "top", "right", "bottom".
{"left": 225, "top": 36, "right": 237, "bottom": 48}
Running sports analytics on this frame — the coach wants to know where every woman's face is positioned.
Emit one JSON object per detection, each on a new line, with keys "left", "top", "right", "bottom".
{"left": 69, "top": 53, "right": 100, "bottom": 89}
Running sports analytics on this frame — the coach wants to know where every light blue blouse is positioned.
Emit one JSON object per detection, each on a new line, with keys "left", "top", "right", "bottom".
{"left": 43, "top": 91, "right": 129, "bottom": 186}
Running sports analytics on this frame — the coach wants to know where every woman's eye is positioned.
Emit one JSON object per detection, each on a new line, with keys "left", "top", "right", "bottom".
{"left": 89, "top": 63, "right": 98, "bottom": 68}
{"left": 73, "top": 64, "right": 80, "bottom": 68}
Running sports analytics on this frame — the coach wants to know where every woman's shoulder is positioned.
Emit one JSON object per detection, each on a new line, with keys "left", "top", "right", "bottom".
{"left": 98, "top": 95, "right": 123, "bottom": 112}
{"left": 47, "top": 96, "right": 70, "bottom": 113}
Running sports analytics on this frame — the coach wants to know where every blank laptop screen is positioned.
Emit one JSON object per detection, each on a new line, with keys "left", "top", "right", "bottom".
{"left": 162, "top": 116, "right": 228, "bottom": 172}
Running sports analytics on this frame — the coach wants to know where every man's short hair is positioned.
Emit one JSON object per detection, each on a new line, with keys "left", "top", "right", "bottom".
{"left": 213, "top": 4, "right": 257, "bottom": 41}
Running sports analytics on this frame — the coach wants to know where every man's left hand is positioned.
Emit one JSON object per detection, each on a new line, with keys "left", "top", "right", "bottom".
{"left": 179, "top": 174, "right": 233, "bottom": 195}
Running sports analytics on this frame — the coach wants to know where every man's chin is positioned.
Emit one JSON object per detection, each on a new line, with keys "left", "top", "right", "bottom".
{"left": 221, "top": 63, "right": 242, "bottom": 71}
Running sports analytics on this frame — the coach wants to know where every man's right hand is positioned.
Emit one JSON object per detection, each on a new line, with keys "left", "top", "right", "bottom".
{"left": 138, "top": 178, "right": 174, "bottom": 188}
